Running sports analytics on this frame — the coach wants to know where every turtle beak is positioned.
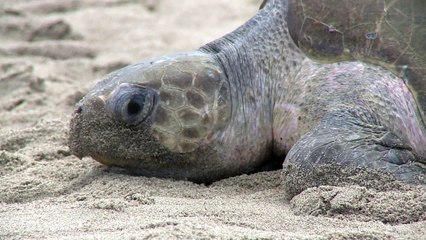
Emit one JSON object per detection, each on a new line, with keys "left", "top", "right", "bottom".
{"left": 68, "top": 95, "right": 107, "bottom": 159}
{"left": 68, "top": 108, "right": 85, "bottom": 159}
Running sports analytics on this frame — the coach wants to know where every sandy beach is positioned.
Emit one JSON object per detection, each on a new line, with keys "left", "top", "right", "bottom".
{"left": 0, "top": 0, "right": 425, "bottom": 239}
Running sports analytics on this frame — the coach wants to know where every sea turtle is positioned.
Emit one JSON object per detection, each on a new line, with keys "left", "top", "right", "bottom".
{"left": 69, "top": 0, "right": 426, "bottom": 196}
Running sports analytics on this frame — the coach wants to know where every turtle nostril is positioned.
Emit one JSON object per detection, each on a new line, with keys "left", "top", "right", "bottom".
{"left": 74, "top": 105, "right": 83, "bottom": 114}
{"left": 127, "top": 100, "right": 141, "bottom": 115}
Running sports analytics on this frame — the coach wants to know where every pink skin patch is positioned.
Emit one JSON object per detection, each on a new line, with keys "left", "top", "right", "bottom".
{"left": 272, "top": 103, "right": 300, "bottom": 156}
{"left": 326, "top": 63, "right": 426, "bottom": 158}
{"left": 385, "top": 75, "right": 426, "bottom": 158}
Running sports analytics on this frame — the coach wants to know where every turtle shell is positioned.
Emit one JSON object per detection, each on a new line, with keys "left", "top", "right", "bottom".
{"left": 287, "top": 0, "right": 426, "bottom": 126}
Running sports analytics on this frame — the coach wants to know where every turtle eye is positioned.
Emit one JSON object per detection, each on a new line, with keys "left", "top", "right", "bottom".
{"left": 127, "top": 99, "right": 142, "bottom": 115}
{"left": 106, "top": 83, "right": 158, "bottom": 126}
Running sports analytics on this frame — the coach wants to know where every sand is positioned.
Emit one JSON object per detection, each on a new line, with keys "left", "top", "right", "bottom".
{"left": 0, "top": 0, "right": 425, "bottom": 239}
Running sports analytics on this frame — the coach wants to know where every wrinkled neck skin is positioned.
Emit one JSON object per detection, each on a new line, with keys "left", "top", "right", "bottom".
{"left": 201, "top": 0, "right": 306, "bottom": 163}
{"left": 202, "top": 0, "right": 426, "bottom": 161}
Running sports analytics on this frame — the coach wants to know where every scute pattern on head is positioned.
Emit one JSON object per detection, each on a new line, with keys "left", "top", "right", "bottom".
{"left": 151, "top": 61, "right": 231, "bottom": 153}
{"left": 287, "top": 0, "right": 426, "bottom": 126}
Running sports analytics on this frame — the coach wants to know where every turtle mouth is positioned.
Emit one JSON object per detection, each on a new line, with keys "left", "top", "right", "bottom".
{"left": 91, "top": 154, "right": 124, "bottom": 168}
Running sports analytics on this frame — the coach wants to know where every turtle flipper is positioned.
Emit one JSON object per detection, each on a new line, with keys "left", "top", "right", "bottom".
{"left": 282, "top": 110, "right": 426, "bottom": 198}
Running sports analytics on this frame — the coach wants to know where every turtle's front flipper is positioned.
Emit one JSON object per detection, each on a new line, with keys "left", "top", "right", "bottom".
{"left": 282, "top": 110, "right": 426, "bottom": 198}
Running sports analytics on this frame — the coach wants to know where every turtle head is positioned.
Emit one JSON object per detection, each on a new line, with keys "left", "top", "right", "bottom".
{"left": 69, "top": 51, "right": 233, "bottom": 182}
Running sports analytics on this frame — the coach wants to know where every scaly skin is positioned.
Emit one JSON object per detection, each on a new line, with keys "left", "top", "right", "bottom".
{"left": 286, "top": 0, "right": 426, "bottom": 127}
{"left": 69, "top": 0, "right": 426, "bottom": 190}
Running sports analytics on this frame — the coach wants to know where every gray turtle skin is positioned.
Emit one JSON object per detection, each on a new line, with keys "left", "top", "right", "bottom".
{"left": 69, "top": 0, "right": 426, "bottom": 196}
